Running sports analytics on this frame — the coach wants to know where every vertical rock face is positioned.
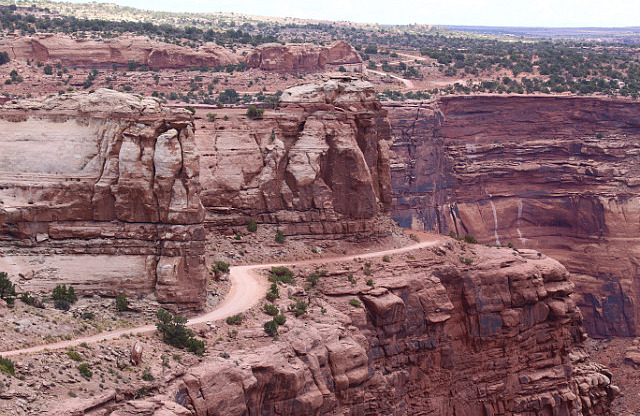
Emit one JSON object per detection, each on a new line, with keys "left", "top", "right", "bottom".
{"left": 389, "top": 96, "right": 640, "bottom": 337}
{"left": 197, "top": 76, "right": 392, "bottom": 236}
{"left": 246, "top": 41, "right": 363, "bottom": 72}
{"left": 104, "top": 245, "right": 617, "bottom": 415}
{"left": 0, "top": 89, "right": 206, "bottom": 311}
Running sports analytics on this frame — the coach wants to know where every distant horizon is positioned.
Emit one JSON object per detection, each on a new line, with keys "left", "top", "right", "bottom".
{"left": 49, "top": 0, "right": 640, "bottom": 28}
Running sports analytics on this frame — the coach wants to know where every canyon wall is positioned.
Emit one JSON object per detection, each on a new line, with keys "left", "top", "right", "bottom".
{"left": 0, "top": 89, "right": 206, "bottom": 311}
{"left": 246, "top": 40, "right": 362, "bottom": 72}
{"left": 79, "top": 243, "right": 618, "bottom": 415}
{"left": 197, "top": 76, "right": 393, "bottom": 237}
{"left": 389, "top": 96, "right": 640, "bottom": 337}
{"left": 0, "top": 35, "right": 361, "bottom": 72}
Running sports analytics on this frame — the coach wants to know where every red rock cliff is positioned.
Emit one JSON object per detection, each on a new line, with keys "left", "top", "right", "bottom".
{"left": 75, "top": 242, "right": 617, "bottom": 415}
{"left": 0, "top": 89, "right": 206, "bottom": 311}
{"left": 389, "top": 96, "right": 640, "bottom": 337}
{"left": 246, "top": 40, "right": 362, "bottom": 72}
{"left": 197, "top": 76, "right": 392, "bottom": 236}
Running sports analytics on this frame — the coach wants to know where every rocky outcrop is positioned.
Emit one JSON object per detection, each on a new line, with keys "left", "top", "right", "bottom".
{"left": 389, "top": 95, "right": 640, "bottom": 337}
{"left": 80, "top": 242, "right": 617, "bottom": 415}
{"left": 0, "top": 33, "right": 240, "bottom": 69}
{"left": 0, "top": 89, "right": 206, "bottom": 311}
{"left": 246, "top": 41, "right": 362, "bottom": 72}
{"left": 198, "top": 76, "right": 392, "bottom": 236}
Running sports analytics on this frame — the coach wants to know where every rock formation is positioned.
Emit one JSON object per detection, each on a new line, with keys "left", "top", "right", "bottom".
{"left": 197, "top": 75, "right": 392, "bottom": 236}
{"left": 389, "top": 95, "right": 640, "bottom": 337}
{"left": 70, "top": 242, "right": 617, "bottom": 415}
{"left": 0, "top": 89, "right": 206, "bottom": 311}
{"left": 246, "top": 41, "right": 362, "bottom": 72}
{"left": 0, "top": 34, "right": 240, "bottom": 69}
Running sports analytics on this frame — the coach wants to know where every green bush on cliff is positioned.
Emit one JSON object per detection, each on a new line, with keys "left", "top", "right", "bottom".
{"left": 155, "top": 309, "right": 206, "bottom": 356}
{"left": 0, "top": 272, "right": 16, "bottom": 306}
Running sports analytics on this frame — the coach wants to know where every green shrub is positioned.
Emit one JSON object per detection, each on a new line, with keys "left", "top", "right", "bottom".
{"left": 67, "top": 351, "right": 83, "bottom": 362}
{"left": 263, "top": 303, "right": 279, "bottom": 316}
{"left": 459, "top": 256, "right": 474, "bottom": 265}
{"left": 155, "top": 309, "right": 205, "bottom": 355}
{"left": 382, "top": 255, "right": 391, "bottom": 262}
{"left": 288, "top": 299, "right": 308, "bottom": 317}
{"left": 77, "top": 363, "right": 92, "bottom": 379}
{"left": 186, "top": 337, "right": 206, "bottom": 356}
{"left": 185, "top": 105, "right": 196, "bottom": 114}
{"left": 349, "top": 298, "right": 362, "bottom": 308}
{"left": 269, "top": 267, "right": 294, "bottom": 284}
{"left": 141, "top": 368, "right": 154, "bottom": 381}
{"left": 226, "top": 313, "right": 244, "bottom": 325}
{"left": 274, "top": 314, "right": 286, "bottom": 325}
{"left": 266, "top": 283, "right": 279, "bottom": 301}
{"left": 306, "top": 272, "right": 320, "bottom": 287}
{"left": 52, "top": 284, "right": 77, "bottom": 305}
{"left": 264, "top": 320, "right": 279, "bottom": 339}
{"left": 43, "top": 64, "right": 53, "bottom": 75}
{"left": 19, "top": 292, "right": 38, "bottom": 307}
{"left": 54, "top": 299, "right": 70, "bottom": 311}
{"left": 275, "top": 230, "right": 286, "bottom": 244}
{"left": 246, "top": 104, "right": 264, "bottom": 119}
{"left": 115, "top": 293, "right": 128, "bottom": 312}
{"left": 366, "top": 279, "right": 374, "bottom": 287}
{"left": 247, "top": 219, "right": 258, "bottom": 232}
{"left": 0, "top": 272, "right": 16, "bottom": 305}
{"left": 0, "top": 356, "right": 15, "bottom": 376}
{"left": 363, "top": 266, "right": 372, "bottom": 276}
{"left": 348, "top": 274, "right": 356, "bottom": 285}
{"left": 463, "top": 234, "right": 478, "bottom": 244}
{"left": 206, "top": 112, "right": 216, "bottom": 121}
{"left": 212, "top": 261, "right": 230, "bottom": 278}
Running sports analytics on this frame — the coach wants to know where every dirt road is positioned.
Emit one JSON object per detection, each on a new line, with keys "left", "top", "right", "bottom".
{"left": 0, "top": 234, "right": 441, "bottom": 357}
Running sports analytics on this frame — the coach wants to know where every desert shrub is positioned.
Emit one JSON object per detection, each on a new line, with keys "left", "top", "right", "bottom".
{"left": 226, "top": 313, "right": 244, "bottom": 325}
{"left": 382, "top": 255, "right": 391, "bottom": 262}
{"left": 52, "top": 284, "right": 77, "bottom": 304}
{"left": 269, "top": 267, "right": 294, "bottom": 284}
{"left": 43, "top": 64, "right": 53, "bottom": 75}
{"left": 184, "top": 105, "right": 196, "bottom": 114}
{"left": 306, "top": 272, "right": 319, "bottom": 287}
{"left": 409, "top": 234, "right": 420, "bottom": 242}
{"left": 350, "top": 298, "right": 362, "bottom": 308}
{"left": 274, "top": 314, "right": 286, "bottom": 325}
{"left": 206, "top": 112, "right": 216, "bottom": 121}
{"left": 141, "top": 367, "right": 154, "bottom": 381}
{"left": 212, "top": 261, "right": 230, "bottom": 278}
{"left": 463, "top": 234, "right": 478, "bottom": 244}
{"left": 77, "top": 363, "right": 92, "bottom": 378}
{"left": 246, "top": 104, "right": 264, "bottom": 119}
{"left": 54, "top": 299, "right": 71, "bottom": 311}
{"left": 247, "top": 219, "right": 258, "bottom": 232}
{"left": 363, "top": 266, "right": 372, "bottom": 276}
{"left": 288, "top": 299, "right": 308, "bottom": 316}
{"left": 459, "top": 256, "right": 474, "bottom": 265}
{"left": 264, "top": 320, "right": 279, "bottom": 339}
{"left": 448, "top": 230, "right": 459, "bottom": 240}
{"left": 266, "top": 283, "right": 279, "bottom": 301}
{"left": 0, "top": 272, "right": 16, "bottom": 305}
{"left": 0, "top": 52, "right": 9, "bottom": 66}
{"left": 348, "top": 274, "right": 356, "bottom": 284}
{"left": 366, "top": 279, "right": 374, "bottom": 287}
{"left": 274, "top": 230, "right": 286, "bottom": 244}
{"left": 67, "top": 351, "right": 83, "bottom": 362}
{"left": 0, "top": 356, "right": 15, "bottom": 376}
{"left": 19, "top": 292, "right": 39, "bottom": 307}
{"left": 155, "top": 309, "right": 205, "bottom": 355}
{"left": 115, "top": 293, "right": 128, "bottom": 312}
{"left": 263, "top": 303, "right": 279, "bottom": 316}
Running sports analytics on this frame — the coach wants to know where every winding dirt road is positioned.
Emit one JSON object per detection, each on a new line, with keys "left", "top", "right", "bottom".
{"left": 0, "top": 235, "right": 441, "bottom": 357}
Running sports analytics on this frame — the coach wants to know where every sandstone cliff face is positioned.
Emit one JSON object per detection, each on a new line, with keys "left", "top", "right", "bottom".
{"left": 0, "top": 34, "right": 240, "bottom": 69}
{"left": 246, "top": 41, "right": 362, "bottom": 72}
{"left": 0, "top": 89, "right": 206, "bottom": 311}
{"left": 84, "top": 243, "right": 617, "bottom": 415}
{"left": 389, "top": 96, "right": 640, "bottom": 337}
{"left": 198, "top": 76, "right": 392, "bottom": 236}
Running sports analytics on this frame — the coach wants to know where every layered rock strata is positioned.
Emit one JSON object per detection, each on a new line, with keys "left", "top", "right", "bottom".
{"left": 389, "top": 95, "right": 640, "bottom": 337}
{"left": 0, "top": 34, "right": 240, "bottom": 69}
{"left": 198, "top": 75, "right": 392, "bottom": 236}
{"left": 76, "top": 242, "right": 617, "bottom": 415}
{"left": 246, "top": 40, "right": 362, "bottom": 72}
{"left": 0, "top": 89, "right": 206, "bottom": 311}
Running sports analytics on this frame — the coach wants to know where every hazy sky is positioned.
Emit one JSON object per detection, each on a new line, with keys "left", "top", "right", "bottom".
{"left": 62, "top": 0, "right": 640, "bottom": 27}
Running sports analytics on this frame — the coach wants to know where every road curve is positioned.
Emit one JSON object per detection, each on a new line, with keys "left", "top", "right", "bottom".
{"left": 0, "top": 235, "right": 441, "bottom": 357}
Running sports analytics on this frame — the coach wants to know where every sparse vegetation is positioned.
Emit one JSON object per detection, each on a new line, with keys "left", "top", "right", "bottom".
{"left": 459, "top": 256, "right": 474, "bottom": 265}
{"left": 247, "top": 219, "right": 258, "bottom": 233}
{"left": 463, "top": 234, "right": 478, "bottom": 244}
{"left": 269, "top": 267, "right": 294, "bottom": 284}
{"left": 77, "top": 363, "right": 92, "bottom": 379}
{"left": 246, "top": 104, "right": 264, "bottom": 119}
{"left": 266, "top": 283, "right": 280, "bottom": 301}
{"left": 350, "top": 298, "right": 362, "bottom": 308}
{"left": 52, "top": 284, "right": 77, "bottom": 310}
{"left": 274, "top": 314, "right": 286, "bottom": 325}
{"left": 0, "top": 356, "right": 15, "bottom": 376}
{"left": 212, "top": 260, "right": 230, "bottom": 278}
{"left": 155, "top": 309, "right": 206, "bottom": 356}
{"left": 67, "top": 351, "right": 84, "bottom": 362}
{"left": 263, "top": 319, "right": 279, "bottom": 339}
{"left": 263, "top": 303, "right": 279, "bottom": 316}
{"left": 0, "top": 272, "right": 16, "bottom": 305}
{"left": 226, "top": 313, "right": 244, "bottom": 325}
{"left": 288, "top": 299, "right": 308, "bottom": 316}
{"left": 115, "top": 293, "right": 128, "bottom": 312}
{"left": 382, "top": 255, "right": 391, "bottom": 262}
{"left": 275, "top": 230, "right": 286, "bottom": 244}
